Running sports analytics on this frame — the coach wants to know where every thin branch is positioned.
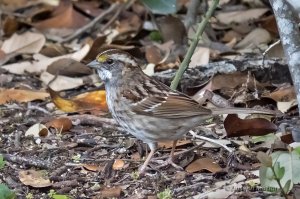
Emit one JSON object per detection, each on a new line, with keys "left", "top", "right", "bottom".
{"left": 60, "top": 3, "right": 120, "bottom": 43}
{"left": 170, "top": 0, "right": 219, "bottom": 90}
{"left": 189, "top": 130, "right": 233, "bottom": 153}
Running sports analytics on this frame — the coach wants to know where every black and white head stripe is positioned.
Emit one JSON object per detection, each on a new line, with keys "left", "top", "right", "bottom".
{"left": 97, "top": 49, "right": 138, "bottom": 67}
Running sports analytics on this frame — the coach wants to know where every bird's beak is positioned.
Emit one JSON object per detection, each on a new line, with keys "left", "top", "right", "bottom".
{"left": 87, "top": 60, "right": 99, "bottom": 69}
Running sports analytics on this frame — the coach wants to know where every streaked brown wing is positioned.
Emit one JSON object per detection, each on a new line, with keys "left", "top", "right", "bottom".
{"left": 131, "top": 92, "right": 212, "bottom": 119}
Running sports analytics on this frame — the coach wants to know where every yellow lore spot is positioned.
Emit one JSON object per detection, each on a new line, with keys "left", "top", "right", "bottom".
{"left": 97, "top": 54, "right": 108, "bottom": 62}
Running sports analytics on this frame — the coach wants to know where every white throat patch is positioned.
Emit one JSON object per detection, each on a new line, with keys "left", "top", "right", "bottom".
{"left": 97, "top": 69, "right": 112, "bottom": 81}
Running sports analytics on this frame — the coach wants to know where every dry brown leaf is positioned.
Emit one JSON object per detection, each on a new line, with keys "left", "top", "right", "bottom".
{"left": 116, "top": 12, "right": 142, "bottom": 36}
{"left": 112, "top": 159, "right": 125, "bottom": 170}
{"left": 3, "top": 16, "right": 19, "bottom": 36}
{"left": 216, "top": 8, "right": 269, "bottom": 24}
{"left": 130, "top": 152, "right": 141, "bottom": 161}
{"left": 19, "top": 170, "right": 52, "bottom": 188}
{"left": 81, "top": 164, "right": 103, "bottom": 172}
{"left": 0, "top": 88, "right": 49, "bottom": 105}
{"left": 48, "top": 87, "right": 108, "bottom": 113}
{"left": 145, "top": 46, "right": 164, "bottom": 64}
{"left": 0, "top": 31, "right": 45, "bottom": 65}
{"left": 224, "top": 114, "right": 277, "bottom": 137}
{"left": 235, "top": 28, "right": 271, "bottom": 49}
{"left": 46, "top": 58, "right": 92, "bottom": 77}
{"left": 45, "top": 117, "right": 72, "bottom": 132}
{"left": 2, "top": 44, "right": 90, "bottom": 75}
{"left": 189, "top": 47, "right": 210, "bottom": 68}
{"left": 260, "top": 15, "right": 278, "bottom": 36}
{"left": 156, "top": 15, "right": 187, "bottom": 45}
{"left": 74, "top": 1, "right": 102, "bottom": 17}
{"left": 1, "top": 32, "right": 45, "bottom": 55}
{"left": 264, "top": 86, "right": 296, "bottom": 102}
{"left": 209, "top": 72, "right": 266, "bottom": 91}
{"left": 25, "top": 123, "right": 49, "bottom": 137}
{"left": 185, "top": 158, "right": 222, "bottom": 173}
{"left": 82, "top": 36, "right": 107, "bottom": 63}
{"left": 100, "top": 186, "right": 122, "bottom": 198}
{"left": 158, "top": 140, "right": 192, "bottom": 149}
{"left": 221, "top": 30, "right": 242, "bottom": 42}
{"left": 33, "top": 0, "right": 89, "bottom": 30}
{"left": 41, "top": 72, "right": 97, "bottom": 91}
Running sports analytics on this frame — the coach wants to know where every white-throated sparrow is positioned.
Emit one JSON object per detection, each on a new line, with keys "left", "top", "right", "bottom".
{"left": 88, "top": 49, "right": 274, "bottom": 173}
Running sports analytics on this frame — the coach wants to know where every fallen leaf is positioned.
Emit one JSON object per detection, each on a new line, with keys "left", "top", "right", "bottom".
{"left": 33, "top": 0, "right": 89, "bottom": 30}
{"left": 145, "top": 45, "right": 164, "bottom": 64}
{"left": 189, "top": 47, "right": 210, "bottom": 68}
{"left": 277, "top": 100, "right": 297, "bottom": 113}
{"left": 264, "top": 86, "right": 296, "bottom": 102}
{"left": 216, "top": 8, "right": 269, "bottom": 24}
{"left": 3, "top": 16, "right": 19, "bottom": 36}
{"left": 185, "top": 158, "right": 222, "bottom": 173}
{"left": 19, "top": 170, "right": 52, "bottom": 188}
{"left": 209, "top": 72, "right": 266, "bottom": 91}
{"left": 25, "top": 123, "right": 49, "bottom": 137}
{"left": 46, "top": 58, "right": 92, "bottom": 77}
{"left": 158, "top": 140, "right": 191, "bottom": 149}
{"left": 112, "top": 159, "right": 125, "bottom": 170}
{"left": 100, "top": 186, "right": 122, "bottom": 198}
{"left": 1, "top": 44, "right": 90, "bottom": 75}
{"left": 260, "top": 15, "right": 278, "bottom": 36}
{"left": 45, "top": 117, "right": 72, "bottom": 132}
{"left": 142, "top": 64, "right": 155, "bottom": 76}
{"left": 81, "top": 164, "right": 103, "bottom": 172}
{"left": 224, "top": 114, "right": 277, "bottom": 137}
{"left": 116, "top": 11, "right": 142, "bottom": 37}
{"left": 130, "top": 152, "right": 141, "bottom": 161}
{"left": 82, "top": 36, "right": 107, "bottom": 62}
{"left": 156, "top": 15, "right": 187, "bottom": 45}
{"left": 0, "top": 32, "right": 45, "bottom": 65}
{"left": 0, "top": 88, "right": 49, "bottom": 105}
{"left": 235, "top": 28, "right": 271, "bottom": 49}
{"left": 48, "top": 87, "right": 108, "bottom": 113}
{"left": 1, "top": 32, "right": 45, "bottom": 55}
{"left": 41, "top": 72, "right": 97, "bottom": 91}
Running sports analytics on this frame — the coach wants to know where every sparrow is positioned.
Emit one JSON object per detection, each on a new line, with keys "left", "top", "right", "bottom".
{"left": 88, "top": 49, "right": 274, "bottom": 173}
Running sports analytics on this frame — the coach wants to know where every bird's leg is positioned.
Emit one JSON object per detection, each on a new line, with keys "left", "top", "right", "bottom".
{"left": 169, "top": 140, "right": 178, "bottom": 160}
{"left": 154, "top": 140, "right": 183, "bottom": 170}
{"left": 139, "top": 143, "right": 157, "bottom": 174}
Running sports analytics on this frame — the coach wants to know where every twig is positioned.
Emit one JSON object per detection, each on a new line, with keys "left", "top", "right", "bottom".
{"left": 170, "top": 0, "right": 219, "bottom": 90}
{"left": 271, "top": 167, "right": 288, "bottom": 199}
{"left": 2, "top": 153, "right": 51, "bottom": 169}
{"left": 189, "top": 130, "right": 233, "bottom": 153}
{"left": 99, "top": 3, "right": 126, "bottom": 32}
{"left": 184, "top": 0, "right": 201, "bottom": 30}
{"left": 60, "top": 3, "right": 120, "bottom": 43}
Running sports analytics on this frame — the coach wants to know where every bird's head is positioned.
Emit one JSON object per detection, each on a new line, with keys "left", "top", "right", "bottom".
{"left": 88, "top": 49, "right": 139, "bottom": 82}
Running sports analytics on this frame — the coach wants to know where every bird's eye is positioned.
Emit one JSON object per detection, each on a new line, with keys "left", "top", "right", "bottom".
{"left": 106, "top": 59, "right": 114, "bottom": 65}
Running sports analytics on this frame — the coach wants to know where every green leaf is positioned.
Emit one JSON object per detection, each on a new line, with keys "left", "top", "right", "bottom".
{"left": 0, "top": 184, "right": 16, "bottom": 199}
{"left": 257, "top": 152, "right": 272, "bottom": 167}
{"left": 140, "top": 0, "right": 177, "bottom": 14}
{"left": 283, "top": 180, "right": 291, "bottom": 194}
{"left": 252, "top": 133, "right": 277, "bottom": 144}
{"left": 52, "top": 194, "right": 69, "bottom": 199}
{"left": 260, "top": 150, "right": 300, "bottom": 193}
{"left": 157, "top": 188, "right": 172, "bottom": 199}
{"left": 0, "top": 155, "right": 6, "bottom": 170}
{"left": 294, "top": 146, "right": 300, "bottom": 155}
{"left": 273, "top": 162, "right": 285, "bottom": 180}
{"left": 149, "top": 31, "right": 163, "bottom": 42}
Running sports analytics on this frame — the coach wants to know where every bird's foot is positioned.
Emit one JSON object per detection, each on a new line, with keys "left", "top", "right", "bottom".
{"left": 153, "top": 157, "right": 184, "bottom": 171}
